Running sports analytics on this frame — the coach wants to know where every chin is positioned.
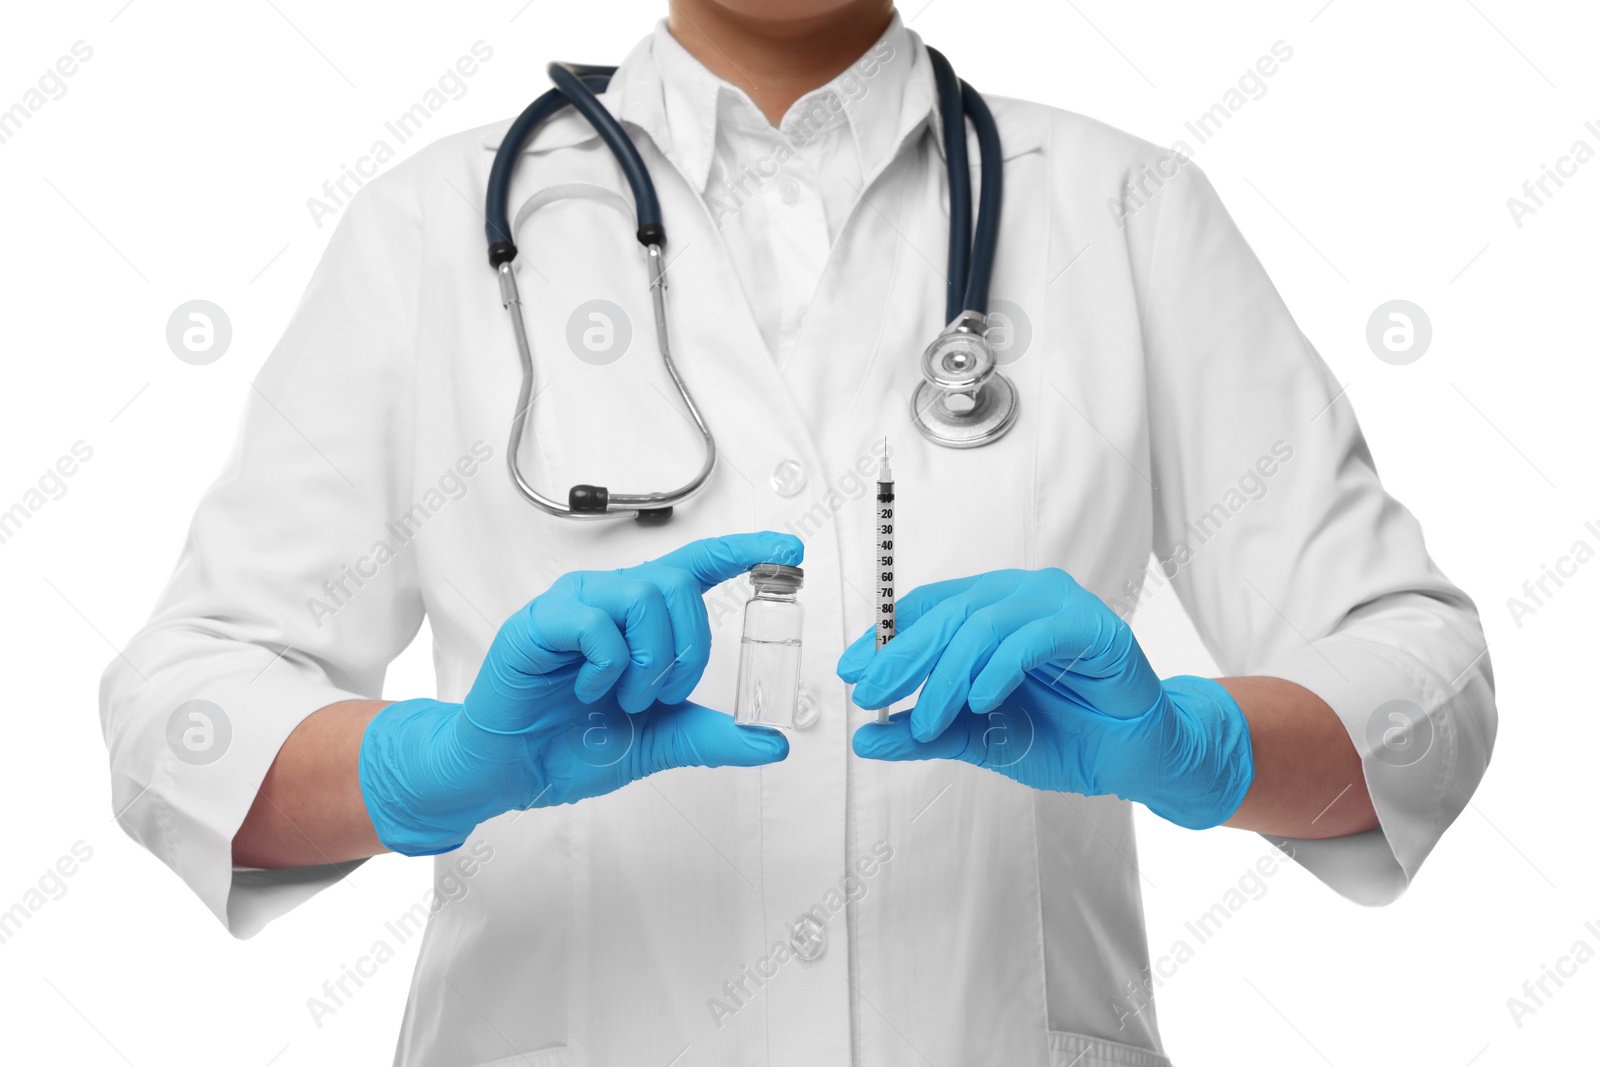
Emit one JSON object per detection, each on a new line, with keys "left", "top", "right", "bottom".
{"left": 704, "top": 0, "right": 884, "bottom": 24}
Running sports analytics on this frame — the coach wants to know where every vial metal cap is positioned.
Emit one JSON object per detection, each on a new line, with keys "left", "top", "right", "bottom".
{"left": 748, "top": 563, "right": 804, "bottom": 593}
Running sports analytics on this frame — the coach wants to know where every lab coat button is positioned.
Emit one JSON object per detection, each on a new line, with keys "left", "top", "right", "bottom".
{"left": 793, "top": 688, "right": 820, "bottom": 730}
{"left": 789, "top": 914, "right": 826, "bottom": 961}
{"left": 770, "top": 459, "right": 807, "bottom": 497}
{"left": 779, "top": 178, "right": 801, "bottom": 205}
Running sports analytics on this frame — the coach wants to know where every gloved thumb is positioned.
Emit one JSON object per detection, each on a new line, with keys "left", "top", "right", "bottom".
{"left": 646, "top": 532, "right": 804, "bottom": 593}
{"left": 637, "top": 701, "right": 790, "bottom": 776}
{"left": 851, "top": 712, "right": 970, "bottom": 762}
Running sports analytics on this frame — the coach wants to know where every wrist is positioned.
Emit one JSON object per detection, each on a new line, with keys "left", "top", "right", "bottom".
{"left": 359, "top": 698, "right": 487, "bottom": 857}
{"left": 1141, "top": 676, "right": 1256, "bottom": 831}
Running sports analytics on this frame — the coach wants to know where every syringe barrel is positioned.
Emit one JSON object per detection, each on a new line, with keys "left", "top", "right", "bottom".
{"left": 875, "top": 480, "right": 896, "bottom": 650}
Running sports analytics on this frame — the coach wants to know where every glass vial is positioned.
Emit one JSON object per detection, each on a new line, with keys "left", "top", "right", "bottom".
{"left": 734, "top": 564, "right": 804, "bottom": 729}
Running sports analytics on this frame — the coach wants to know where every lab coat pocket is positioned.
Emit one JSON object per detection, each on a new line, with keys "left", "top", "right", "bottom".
{"left": 1047, "top": 1030, "right": 1172, "bottom": 1067}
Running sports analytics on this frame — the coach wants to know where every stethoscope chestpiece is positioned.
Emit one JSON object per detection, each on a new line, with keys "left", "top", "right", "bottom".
{"left": 920, "top": 311, "right": 998, "bottom": 393}
{"left": 910, "top": 312, "right": 1019, "bottom": 448}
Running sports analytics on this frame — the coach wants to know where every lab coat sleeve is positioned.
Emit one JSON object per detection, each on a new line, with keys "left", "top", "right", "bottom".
{"left": 99, "top": 175, "right": 425, "bottom": 937}
{"left": 1130, "top": 162, "right": 1496, "bottom": 905}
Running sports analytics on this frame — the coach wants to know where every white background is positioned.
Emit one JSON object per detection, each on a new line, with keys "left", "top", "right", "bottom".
{"left": 2, "top": 1, "right": 1596, "bottom": 1064}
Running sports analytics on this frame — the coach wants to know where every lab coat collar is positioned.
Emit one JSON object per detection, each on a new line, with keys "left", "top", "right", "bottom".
{"left": 644, "top": 13, "right": 925, "bottom": 196}
{"left": 478, "top": 20, "right": 1040, "bottom": 179}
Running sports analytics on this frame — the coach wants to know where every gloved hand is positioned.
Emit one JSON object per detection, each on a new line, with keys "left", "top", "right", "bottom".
{"left": 360, "top": 532, "right": 802, "bottom": 855}
{"left": 837, "top": 568, "right": 1254, "bottom": 830}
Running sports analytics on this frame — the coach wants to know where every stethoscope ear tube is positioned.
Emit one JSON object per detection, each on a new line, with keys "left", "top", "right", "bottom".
{"left": 485, "top": 70, "right": 617, "bottom": 267}
{"left": 488, "top": 74, "right": 715, "bottom": 522}
{"left": 546, "top": 63, "right": 665, "bottom": 246}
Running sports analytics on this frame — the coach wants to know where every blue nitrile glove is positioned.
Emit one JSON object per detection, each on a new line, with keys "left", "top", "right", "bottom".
{"left": 360, "top": 532, "right": 802, "bottom": 855}
{"left": 837, "top": 569, "right": 1254, "bottom": 830}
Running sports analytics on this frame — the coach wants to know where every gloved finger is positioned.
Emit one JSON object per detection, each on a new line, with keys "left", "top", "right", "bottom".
{"left": 836, "top": 574, "right": 985, "bottom": 682}
{"left": 835, "top": 626, "right": 877, "bottom": 683}
{"left": 850, "top": 580, "right": 1013, "bottom": 709}
{"left": 463, "top": 639, "right": 576, "bottom": 736}
{"left": 910, "top": 591, "right": 1056, "bottom": 741}
{"left": 628, "top": 562, "right": 713, "bottom": 705}
{"left": 646, "top": 531, "right": 804, "bottom": 593}
{"left": 1032, "top": 619, "right": 1164, "bottom": 721}
{"left": 967, "top": 611, "right": 1097, "bottom": 714}
{"left": 636, "top": 701, "right": 790, "bottom": 776}
{"left": 851, "top": 711, "right": 971, "bottom": 762}
{"left": 970, "top": 601, "right": 1159, "bottom": 718}
{"left": 523, "top": 601, "right": 632, "bottom": 706}
{"left": 573, "top": 575, "right": 676, "bottom": 712}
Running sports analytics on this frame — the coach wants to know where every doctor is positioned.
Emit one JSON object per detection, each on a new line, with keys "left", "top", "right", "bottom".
{"left": 102, "top": 2, "right": 1496, "bottom": 1065}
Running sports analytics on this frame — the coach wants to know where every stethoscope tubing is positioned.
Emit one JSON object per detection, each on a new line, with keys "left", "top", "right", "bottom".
{"left": 924, "top": 46, "right": 1002, "bottom": 322}
{"left": 486, "top": 47, "right": 1007, "bottom": 520}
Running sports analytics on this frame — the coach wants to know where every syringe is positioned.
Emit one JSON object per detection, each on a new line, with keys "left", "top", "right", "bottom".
{"left": 874, "top": 439, "right": 895, "bottom": 724}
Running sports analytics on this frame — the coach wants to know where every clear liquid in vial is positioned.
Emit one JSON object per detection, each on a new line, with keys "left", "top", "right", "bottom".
{"left": 734, "top": 637, "right": 803, "bottom": 728}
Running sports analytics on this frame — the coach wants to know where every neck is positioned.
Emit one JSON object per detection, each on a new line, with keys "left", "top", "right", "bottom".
{"left": 667, "top": 1, "right": 895, "bottom": 125}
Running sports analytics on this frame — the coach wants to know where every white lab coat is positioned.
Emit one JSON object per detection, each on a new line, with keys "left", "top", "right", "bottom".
{"left": 101, "top": 26, "right": 1495, "bottom": 1067}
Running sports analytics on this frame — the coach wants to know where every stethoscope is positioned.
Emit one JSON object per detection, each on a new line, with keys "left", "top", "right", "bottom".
{"left": 485, "top": 48, "right": 1012, "bottom": 523}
